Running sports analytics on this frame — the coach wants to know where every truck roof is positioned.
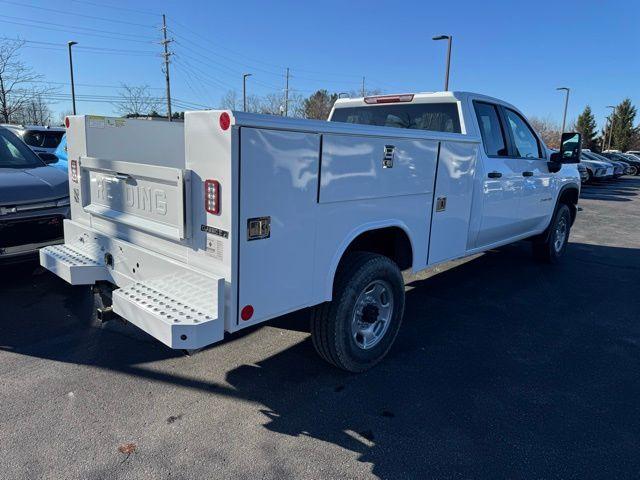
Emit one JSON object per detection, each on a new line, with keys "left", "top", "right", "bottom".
{"left": 332, "top": 91, "right": 519, "bottom": 110}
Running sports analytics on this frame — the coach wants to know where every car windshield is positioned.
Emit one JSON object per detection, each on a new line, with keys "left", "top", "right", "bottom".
{"left": 22, "top": 130, "right": 65, "bottom": 149}
{"left": 330, "top": 102, "right": 462, "bottom": 133}
{"left": 0, "top": 128, "right": 45, "bottom": 168}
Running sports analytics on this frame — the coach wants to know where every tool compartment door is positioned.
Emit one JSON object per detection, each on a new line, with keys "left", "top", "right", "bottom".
{"left": 79, "top": 156, "right": 187, "bottom": 241}
{"left": 237, "top": 128, "right": 320, "bottom": 325}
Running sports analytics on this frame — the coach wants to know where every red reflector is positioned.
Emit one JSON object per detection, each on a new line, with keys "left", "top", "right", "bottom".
{"left": 70, "top": 159, "right": 78, "bottom": 182}
{"left": 363, "top": 94, "right": 414, "bottom": 104}
{"left": 219, "top": 112, "right": 231, "bottom": 131}
{"left": 241, "top": 305, "right": 254, "bottom": 321}
{"left": 64, "top": 117, "right": 70, "bottom": 128}
{"left": 204, "top": 180, "right": 220, "bottom": 214}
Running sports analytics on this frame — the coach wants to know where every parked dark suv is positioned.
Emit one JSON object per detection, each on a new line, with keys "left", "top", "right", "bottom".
{"left": 0, "top": 127, "right": 69, "bottom": 263}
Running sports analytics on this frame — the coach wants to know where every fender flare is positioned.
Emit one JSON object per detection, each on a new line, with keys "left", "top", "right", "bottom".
{"left": 539, "top": 183, "right": 580, "bottom": 242}
{"left": 321, "top": 220, "right": 415, "bottom": 301}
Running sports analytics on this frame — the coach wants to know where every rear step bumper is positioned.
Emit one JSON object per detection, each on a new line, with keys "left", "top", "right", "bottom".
{"left": 40, "top": 231, "right": 225, "bottom": 350}
{"left": 113, "top": 279, "right": 223, "bottom": 349}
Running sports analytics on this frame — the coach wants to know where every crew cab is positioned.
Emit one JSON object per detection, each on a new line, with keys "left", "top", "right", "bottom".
{"left": 40, "top": 92, "right": 581, "bottom": 372}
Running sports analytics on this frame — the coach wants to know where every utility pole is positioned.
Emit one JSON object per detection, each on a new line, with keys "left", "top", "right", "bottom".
{"left": 243, "top": 73, "right": 252, "bottom": 112}
{"left": 556, "top": 87, "right": 570, "bottom": 133}
{"left": 161, "top": 14, "right": 173, "bottom": 121}
{"left": 67, "top": 41, "right": 77, "bottom": 115}
{"left": 284, "top": 67, "right": 289, "bottom": 116}
{"left": 361, "top": 76, "right": 365, "bottom": 97}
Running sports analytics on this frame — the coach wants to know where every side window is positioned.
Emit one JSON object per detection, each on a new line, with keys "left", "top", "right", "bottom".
{"left": 504, "top": 109, "right": 541, "bottom": 159}
{"left": 474, "top": 102, "right": 508, "bottom": 157}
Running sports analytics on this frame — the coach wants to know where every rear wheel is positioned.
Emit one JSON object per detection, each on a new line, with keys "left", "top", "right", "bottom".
{"left": 533, "top": 204, "right": 572, "bottom": 264}
{"left": 310, "top": 252, "right": 405, "bottom": 372}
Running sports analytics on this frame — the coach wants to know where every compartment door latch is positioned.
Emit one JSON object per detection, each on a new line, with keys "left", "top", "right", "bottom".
{"left": 247, "top": 216, "right": 271, "bottom": 241}
{"left": 383, "top": 145, "right": 395, "bottom": 168}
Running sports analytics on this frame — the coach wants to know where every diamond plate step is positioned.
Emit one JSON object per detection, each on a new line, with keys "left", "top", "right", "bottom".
{"left": 112, "top": 274, "right": 224, "bottom": 350}
{"left": 40, "top": 243, "right": 109, "bottom": 285}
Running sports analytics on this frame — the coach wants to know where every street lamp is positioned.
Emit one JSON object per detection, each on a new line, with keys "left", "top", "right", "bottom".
{"left": 556, "top": 87, "right": 570, "bottom": 133}
{"left": 606, "top": 105, "right": 616, "bottom": 151}
{"left": 432, "top": 35, "right": 452, "bottom": 91}
{"left": 67, "top": 41, "right": 78, "bottom": 115}
{"left": 243, "top": 73, "right": 252, "bottom": 112}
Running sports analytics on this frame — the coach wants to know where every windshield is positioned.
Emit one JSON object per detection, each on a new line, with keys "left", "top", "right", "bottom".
{"left": 0, "top": 128, "right": 45, "bottom": 168}
{"left": 23, "top": 130, "right": 65, "bottom": 149}
{"left": 330, "top": 102, "right": 461, "bottom": 133}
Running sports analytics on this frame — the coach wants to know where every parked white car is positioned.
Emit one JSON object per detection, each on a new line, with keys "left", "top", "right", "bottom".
{"left": 41, "top": 92, "right": 581, "bottom": 371}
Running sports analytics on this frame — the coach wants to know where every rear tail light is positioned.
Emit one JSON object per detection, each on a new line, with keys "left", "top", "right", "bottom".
{"left": 204, "top": 180, "right": 220, "bottom": 214}
{"left": 364, "top": 94, "right": 414, "bottom": 104}
{"left": 70, "top": 159, "right": 78, "bottom": 182}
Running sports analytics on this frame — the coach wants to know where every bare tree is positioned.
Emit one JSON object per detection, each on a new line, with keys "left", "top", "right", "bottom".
{"left": 529, "top": 116, "right": 563, "bottom": 148}
{"left": 219, "top": 90, "right": 240, "bottom": 110}
{"left": 113, "top": 84, "right": 161, "bottom": 117}
{"left": 13, "top": 94, "right": 52, "bottom": 125}
{"left": 0, "top": 39, "right": 54, "bottom": 123}
{"left": 56, "top": 109, "right": 74, "bottom": 126}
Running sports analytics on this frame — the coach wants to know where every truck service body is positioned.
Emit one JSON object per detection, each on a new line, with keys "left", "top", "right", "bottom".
{"left": 40, "top": 91, "right": 581, "bottom": 371}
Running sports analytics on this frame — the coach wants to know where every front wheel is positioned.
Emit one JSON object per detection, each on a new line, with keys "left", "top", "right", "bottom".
{"left": 630, "top": 166, "right": 638, "bottom": 176}
{"left": 310, "top": 252, "right": 405, "bottom": 372}
{"left": 533, "top": 204, "right": 572, "bottom": 264}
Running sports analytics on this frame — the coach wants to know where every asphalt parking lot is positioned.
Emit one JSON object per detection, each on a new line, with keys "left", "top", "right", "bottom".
{"left": 1, "top": 177, "right": 639, "bottom": 480}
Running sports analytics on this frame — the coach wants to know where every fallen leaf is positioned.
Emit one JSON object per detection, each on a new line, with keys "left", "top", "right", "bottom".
{"left": 118, "top": 443, "right": 136, "bottom": 455}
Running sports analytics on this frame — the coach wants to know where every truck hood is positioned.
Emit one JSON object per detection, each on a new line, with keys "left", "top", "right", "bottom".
{"left": 0, "top": 166, "right": 69, "bottom": 206}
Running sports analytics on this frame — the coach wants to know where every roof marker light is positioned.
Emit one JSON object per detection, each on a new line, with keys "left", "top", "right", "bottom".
{"left": 219, "top": 112, "right": 231, "bottom": 130}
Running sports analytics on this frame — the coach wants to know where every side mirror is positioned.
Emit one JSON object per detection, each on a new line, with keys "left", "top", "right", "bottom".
{"left": 550, "top": 132, "right": 582, "bottom": 164}
{"left": 38, "top": 152, "right": 59, "bottom": 164}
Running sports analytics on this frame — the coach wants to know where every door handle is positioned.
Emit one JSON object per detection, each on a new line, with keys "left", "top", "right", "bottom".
{"left": 522, "top": 171, "right": 534, "bottom": 177}
{"left": 487, "top": 171, "right": 502, "bottom": 178}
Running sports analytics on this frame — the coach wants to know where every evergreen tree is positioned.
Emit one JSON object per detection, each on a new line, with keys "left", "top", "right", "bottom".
{"left": 302, "top": 90, "right": 338, "bottom": 120}
{"left": 606, "top": 99, "right": 638, "bottom": 151}
{"left": 574, "top": 106, "right": 597, "bottom": 150}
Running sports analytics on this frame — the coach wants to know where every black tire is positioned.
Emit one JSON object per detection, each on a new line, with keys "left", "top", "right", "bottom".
{"left": 533, "top": 203, "right": 572, "bottom": 264}
{"left": 310, "top": 252, "right": 405, "bottom": 372}
{"left": 585, "top": 169, "right": 593, "bottom": 184}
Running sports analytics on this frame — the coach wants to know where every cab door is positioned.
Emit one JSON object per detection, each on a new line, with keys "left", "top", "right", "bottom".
{"left": 473, "top": 101, "right": 526, "bottom": 248}
{"left": 501, "top": 108, "right": 555, "bottom": 233}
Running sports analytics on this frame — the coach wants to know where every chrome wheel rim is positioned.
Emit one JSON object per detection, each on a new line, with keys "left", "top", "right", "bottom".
{"left": 351, "top": 280, "right": 394, "bottom": 350}
{"left": 554, "top": 216, "right": 568, "bottom": 252}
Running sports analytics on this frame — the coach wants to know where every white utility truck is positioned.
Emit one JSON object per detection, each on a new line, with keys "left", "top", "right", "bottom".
{"left": 40, "top": 92, "right": 582, "bottom": 372}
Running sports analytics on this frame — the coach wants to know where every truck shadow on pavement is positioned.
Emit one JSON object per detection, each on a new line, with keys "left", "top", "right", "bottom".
{"left": 1, "top": 239, "right": 640, "bottom": 478}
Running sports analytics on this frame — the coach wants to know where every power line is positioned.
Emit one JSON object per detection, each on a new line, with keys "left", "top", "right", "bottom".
{"left": 0, "top": 15, "right": 156, "bottom": 44}
{"left": 69, "top": 0, "right": 159, "bottom": 17}
{"left": 0, "top": 0, "right": 158, "bottom": 29}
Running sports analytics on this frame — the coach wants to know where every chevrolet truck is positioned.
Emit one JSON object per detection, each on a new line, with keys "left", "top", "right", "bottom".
{"left": 40, "top": 91, "right": 581, "bottom": 372}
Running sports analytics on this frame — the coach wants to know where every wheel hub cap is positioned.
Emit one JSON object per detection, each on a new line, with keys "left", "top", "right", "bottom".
{"left": 352, "top": 280, "right": 393, "bottom": 350}
{"left": 554, "top": 217, "right": 567, "bottom": 252}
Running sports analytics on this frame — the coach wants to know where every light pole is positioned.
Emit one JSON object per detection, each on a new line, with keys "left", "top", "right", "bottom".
{"left": 243, "top": 73, "right": 252, "bottom": 112}
{"left": 67, "top": 41, "right": 78, "bottom": 115}
{"left": 432, "top": 35, "right": 452, "bottom": 91}
{"left": 556, "top": 87, "right": 570, "bottom": 133}
{"left": 606, "top": 105, "right": 616, "bottom": 151}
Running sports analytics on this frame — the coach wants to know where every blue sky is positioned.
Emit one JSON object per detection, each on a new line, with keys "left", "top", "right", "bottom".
{"left": 2, "top": 0, "right": 638, "bottom": 129}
